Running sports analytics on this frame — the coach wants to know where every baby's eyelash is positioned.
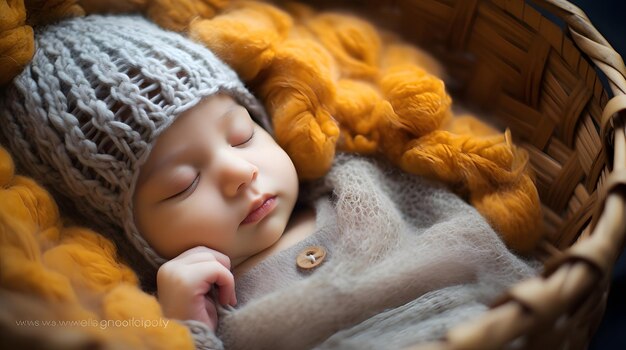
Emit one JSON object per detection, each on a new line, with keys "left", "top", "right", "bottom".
{"left": 233, "top": 130, "right": 255, "bottom": 147}
{"left": 164, "top": 174, "right": 200, "bottom": 201}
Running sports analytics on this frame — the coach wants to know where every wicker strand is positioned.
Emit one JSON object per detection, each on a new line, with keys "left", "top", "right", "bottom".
{"left": 532, "top": 0, "right": 626, "bottom": 95}
{"left": 601, "top": 94, "right": 626, "bottom": 150}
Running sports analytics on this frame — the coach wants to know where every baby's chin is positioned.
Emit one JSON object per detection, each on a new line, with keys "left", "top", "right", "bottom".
{"left": 255, "top": 220, "right": 287, "bottom": 251}
{"left": 231, "top": 200, "right": 294, "bottom": 267}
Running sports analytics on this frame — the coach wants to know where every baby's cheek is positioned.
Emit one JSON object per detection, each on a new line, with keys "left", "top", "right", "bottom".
{"left": 135, "top": 212, "right": 184, "bottom": 259}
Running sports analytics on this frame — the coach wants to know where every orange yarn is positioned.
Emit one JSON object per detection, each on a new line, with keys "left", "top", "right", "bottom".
{"left": 189, "top": 0, "right": 292, "bottom": 80}
{"left": 0, "top": 0, "right": 34, "bottom": 86}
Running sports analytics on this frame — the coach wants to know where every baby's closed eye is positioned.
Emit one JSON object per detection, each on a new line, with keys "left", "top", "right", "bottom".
{"left": 163, "top": 173, "right": 200, "bottom": 201}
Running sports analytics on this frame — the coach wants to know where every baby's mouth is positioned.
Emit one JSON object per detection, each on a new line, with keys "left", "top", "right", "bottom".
{"left": 241, "top": 195, "right": 277, "bottom": 225}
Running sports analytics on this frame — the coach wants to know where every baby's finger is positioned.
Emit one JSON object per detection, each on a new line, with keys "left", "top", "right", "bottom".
{"left": 204, "top": 295, "right": 219, "bottom": 331}
{"left": 188, "top": 262, "right": 237, "bottom": 306}
{"left": 174, "top": 246, "right": 212, "bottom": 260}
{"left": 175, "top": 246, "right": 232, "bottom": 270}
{"left": 211, "top": 264, "right": 237, "bottom": 306}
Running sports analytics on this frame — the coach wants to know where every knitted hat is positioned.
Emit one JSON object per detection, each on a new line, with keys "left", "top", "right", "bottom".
{"left": 0, "top": 15, "right": 271, "bottom": 267}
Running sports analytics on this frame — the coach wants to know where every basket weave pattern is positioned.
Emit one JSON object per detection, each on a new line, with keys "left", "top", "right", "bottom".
{"left": 311, "top": 0, "right": 626, "bottom": 348}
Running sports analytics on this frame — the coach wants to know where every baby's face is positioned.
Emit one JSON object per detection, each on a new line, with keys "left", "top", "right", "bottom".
{"left": 133, "top": 94, "right": 299, "bottom": 266}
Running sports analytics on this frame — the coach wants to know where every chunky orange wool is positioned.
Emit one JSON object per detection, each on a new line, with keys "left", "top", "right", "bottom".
{"left": 0, "top": 0, "right": 542, "bottom": 342}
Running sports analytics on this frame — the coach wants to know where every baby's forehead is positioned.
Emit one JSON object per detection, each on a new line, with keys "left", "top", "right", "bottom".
{"left": 135, "top": 95, "right": 258, "bottom": 178}
{"left": 164, "top": 94, "right": 251, "bottom": 133}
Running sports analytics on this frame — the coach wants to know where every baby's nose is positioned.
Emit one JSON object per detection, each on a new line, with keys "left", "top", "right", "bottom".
{"left": 220, "top": 156, "right": 258, "bottom": 197}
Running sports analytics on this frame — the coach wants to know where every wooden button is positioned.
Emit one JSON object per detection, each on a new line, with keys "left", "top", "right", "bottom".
{"left": 296, "top": 246, "right": 326, "bottom": 269}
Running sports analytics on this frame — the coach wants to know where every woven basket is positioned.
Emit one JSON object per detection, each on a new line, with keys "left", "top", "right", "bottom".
{"left": 303, "top": 0, "right": 626, "bottom": 348}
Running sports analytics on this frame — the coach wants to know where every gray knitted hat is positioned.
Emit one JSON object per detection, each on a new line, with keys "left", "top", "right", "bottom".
{"left": 0, "top": 15, "right": 271, "bottom": 267}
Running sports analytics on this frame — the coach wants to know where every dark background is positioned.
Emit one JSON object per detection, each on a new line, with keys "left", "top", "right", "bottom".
{"left": 567, "top": 0, "right": 626, "bottom": 348}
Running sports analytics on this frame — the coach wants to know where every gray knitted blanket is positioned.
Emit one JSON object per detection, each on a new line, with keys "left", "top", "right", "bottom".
{"left": 184, "top": 154, "right": 539, "bottom": 349}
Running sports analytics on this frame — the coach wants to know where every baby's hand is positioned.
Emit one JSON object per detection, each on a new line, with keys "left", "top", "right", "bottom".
{"left": 156, "top": 246, "right": 237, "bottom": 331}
